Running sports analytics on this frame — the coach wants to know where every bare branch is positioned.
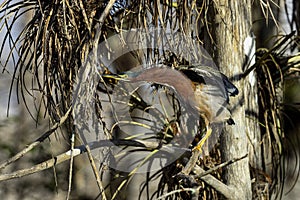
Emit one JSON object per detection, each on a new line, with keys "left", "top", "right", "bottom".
{"left": 193, "top": 163, "right": 238, "bottom": 199}
{"left": 195, "top": 154, "right": 248, "bottom": 178}
{"left": 156, "top": 187, "right": 201, "bottom": 200}
{"left": 0, "top": 108, "right": 71, "bottom": 170}
{"left": 0, "top": 139, "right": 161, "bottom": 182}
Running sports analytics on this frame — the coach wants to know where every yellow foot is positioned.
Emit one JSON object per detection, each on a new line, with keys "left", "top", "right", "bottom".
{"left": 193, "top": 127, "right": 212, "bottom": 152}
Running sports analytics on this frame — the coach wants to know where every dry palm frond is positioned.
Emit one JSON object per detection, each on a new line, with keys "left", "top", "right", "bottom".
{"left": 251, "top": 31, "right": 300, "bottom": 198}
{"left": 1, "top": 0, "right": 98, "bottom": 123}
{"left": 3, "top": 0, "right": 299, "bottom": 199}
{"left": 0, "top": 0, "right": 209, "bottom": 127}
{"left": 1, "top": 0, "right": 220, "bottom": 199}
{"left": 258, "top": 0, "right": 280, "bottom": 27}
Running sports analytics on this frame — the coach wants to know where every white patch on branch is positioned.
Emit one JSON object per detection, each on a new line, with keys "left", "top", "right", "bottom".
{"left": 65, "top": 149, "right": 81, "bottom": 156}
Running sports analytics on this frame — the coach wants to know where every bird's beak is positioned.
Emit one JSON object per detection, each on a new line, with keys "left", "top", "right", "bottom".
{"left": 101, "top": 73, "right": 129, "bottom": 81}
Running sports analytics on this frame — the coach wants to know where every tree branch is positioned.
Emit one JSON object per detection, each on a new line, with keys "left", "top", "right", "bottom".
{"left": 193, "top": 164, "right": 239, "bottom": 199}
{"left": 0, "top": 139, "right": 161, "bottom": 182}
{"left": 178, "top": 154, "right": 247, "bottom": 199}
{"left": 0, "top": 108, "right": 71, "bottom": 170}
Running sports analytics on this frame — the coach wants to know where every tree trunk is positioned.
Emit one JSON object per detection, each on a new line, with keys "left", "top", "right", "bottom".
{"left": 209, "top": 1, "right": 253, "bottom": 199}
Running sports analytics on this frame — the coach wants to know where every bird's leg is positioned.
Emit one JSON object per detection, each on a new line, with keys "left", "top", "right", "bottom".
{"left": 193, "top": 115, "right": 212, "bottom": 152}
{"left": 193, "top": 125, "right": 212, "bottom": 152}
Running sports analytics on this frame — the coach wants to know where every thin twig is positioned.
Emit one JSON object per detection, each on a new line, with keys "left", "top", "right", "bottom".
{"left": 66, "top": 131, "right": 75, "bottom": 200}
{"left": 192, "top": 155, "right": 248, "bottom": 199}
{"left": 156, "top": 186, "right": 201, "bottom": 200}
{"left": 193, "top": 163, "right": 238, "bottom": 199}
{"left": 0, "top": 139, "right": 161, "bottom": 182}
{"left": 0, "top": 108, "right": 71, "bottom": 170}
{"left": 85, "top": 144, "right": 106, "bottom": 200}
{"left": 195, "top": 154, "right": 248, "bottom": 178}
{"left": 178, "top": 154, "right": 247, "bottom": 199}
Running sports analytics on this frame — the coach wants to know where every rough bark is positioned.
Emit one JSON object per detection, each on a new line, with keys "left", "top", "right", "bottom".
{"left": 209, "top": 1, "right": 253, "bottom": 199}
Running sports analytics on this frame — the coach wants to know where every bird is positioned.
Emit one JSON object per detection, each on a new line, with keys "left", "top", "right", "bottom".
{"left": 101, "top": 65, "right": 238, "bottom": 152}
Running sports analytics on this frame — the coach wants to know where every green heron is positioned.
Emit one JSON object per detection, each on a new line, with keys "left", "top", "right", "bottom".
{"left": 102, "top": 66, "right": 238, "bottom": 151}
